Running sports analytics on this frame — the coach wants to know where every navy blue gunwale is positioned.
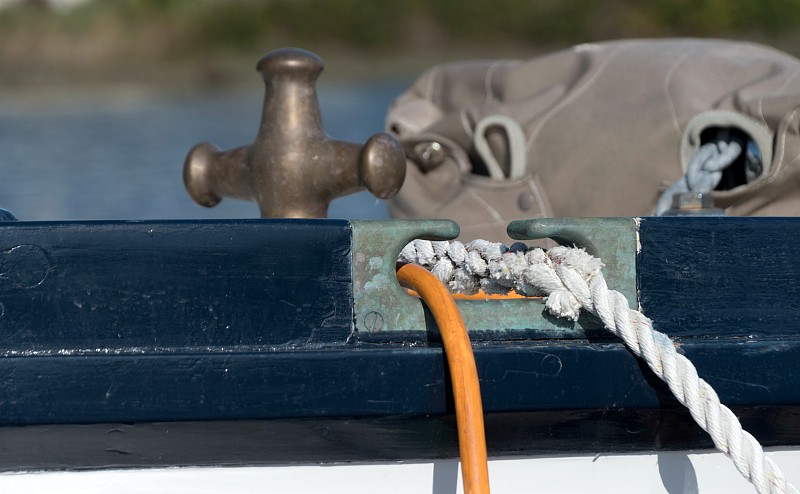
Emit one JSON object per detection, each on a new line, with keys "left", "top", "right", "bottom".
{"left": 0, "top": 218, "right": 354, "bottom": 353}
{"left": 637, "top": 217, "right": 800, "bottom": 338}
{"left": 0, "top": 217, "right": 798, "bottom": 461}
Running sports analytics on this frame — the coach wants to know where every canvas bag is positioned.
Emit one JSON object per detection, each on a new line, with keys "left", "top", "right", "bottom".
{"left": 386, "top": 39, "right": 800, "bottom": 240}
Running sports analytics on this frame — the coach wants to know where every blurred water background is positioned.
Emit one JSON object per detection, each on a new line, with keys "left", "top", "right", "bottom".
{"left": 0, "top": 81, "right": 407, "bottom": 220}
{"left": 2, "top": 0, "right": 800, "bottom": 221}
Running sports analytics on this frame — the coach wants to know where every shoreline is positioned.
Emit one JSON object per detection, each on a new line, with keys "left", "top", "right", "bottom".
{"left": 3, "top": 33, "right": 800, "bottom": 99}
{"left": 3, "top": 0, "right": 800, "bottom": 95}
{"left": 0, "top": 43, "right": 547, "bottom": 94}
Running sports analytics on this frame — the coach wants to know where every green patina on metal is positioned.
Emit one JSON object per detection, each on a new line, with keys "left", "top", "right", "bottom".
{"left": 352, "top": 219, "right": 459, "bottom": 335}
{"left": 352, "top": 218, "right": 638, "bottom": 339}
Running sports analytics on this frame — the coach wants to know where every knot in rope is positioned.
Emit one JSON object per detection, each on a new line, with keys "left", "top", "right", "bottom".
{"left": 399, "top": 239, "right": 604, "bottom": 321}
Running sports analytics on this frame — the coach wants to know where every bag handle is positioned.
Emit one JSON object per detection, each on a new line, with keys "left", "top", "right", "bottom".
{"left": 473, "top": 115, "right": 527, "bottom": 180}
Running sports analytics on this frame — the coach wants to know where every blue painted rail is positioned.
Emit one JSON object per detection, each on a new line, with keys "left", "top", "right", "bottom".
{"left": 0, "top": 217, "right": 797, "bottom": 469}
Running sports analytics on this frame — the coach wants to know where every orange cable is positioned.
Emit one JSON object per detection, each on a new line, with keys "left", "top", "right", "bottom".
{"left": 405, "top": 288, "right": 533, "bottom": 300}
{"left": 396, "top": 263, "right": 491, "bottom": 494}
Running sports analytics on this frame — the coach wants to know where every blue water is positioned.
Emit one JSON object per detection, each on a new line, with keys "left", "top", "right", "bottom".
{"left": 0, "top": 79, "right": 409, "bottom": 221}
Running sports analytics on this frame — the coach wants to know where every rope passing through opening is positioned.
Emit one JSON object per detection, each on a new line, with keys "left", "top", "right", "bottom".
{"left": 400, "top": 238, "right": 798, "bottom": 494}
{"left": 396, "top": 263, "right": 491, "bottom": 494}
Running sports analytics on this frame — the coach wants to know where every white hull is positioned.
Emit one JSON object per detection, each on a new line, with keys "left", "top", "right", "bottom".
{"left": 3, "top": 447, "right": 799, "bottom": 493}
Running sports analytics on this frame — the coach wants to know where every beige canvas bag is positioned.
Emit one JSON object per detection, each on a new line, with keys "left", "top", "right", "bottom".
{"left": 386, "top": 39, "right": 800, "bottom": 240}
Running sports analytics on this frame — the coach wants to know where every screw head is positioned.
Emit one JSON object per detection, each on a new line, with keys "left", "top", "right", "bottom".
{"left": 364, "top": 311, "right": 384, "bottom": 331}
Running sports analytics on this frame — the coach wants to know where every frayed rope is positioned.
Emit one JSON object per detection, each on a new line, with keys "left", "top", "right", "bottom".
{"left": 400, "top": 238, "right": 797, "bottom": 494}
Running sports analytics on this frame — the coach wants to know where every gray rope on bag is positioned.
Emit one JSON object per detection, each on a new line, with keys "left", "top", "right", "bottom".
{"left": 655, "top": 135, "right": 743, "bottom": 215}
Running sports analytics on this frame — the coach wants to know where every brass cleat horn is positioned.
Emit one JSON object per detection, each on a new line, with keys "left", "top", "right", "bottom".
{"left": 183, "top": 47, "right": 406, "bottom": 218}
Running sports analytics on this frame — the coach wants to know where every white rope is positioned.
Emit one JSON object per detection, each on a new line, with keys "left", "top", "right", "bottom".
{"left": 399, "top": 239, "right": 798, "bottom": 494}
